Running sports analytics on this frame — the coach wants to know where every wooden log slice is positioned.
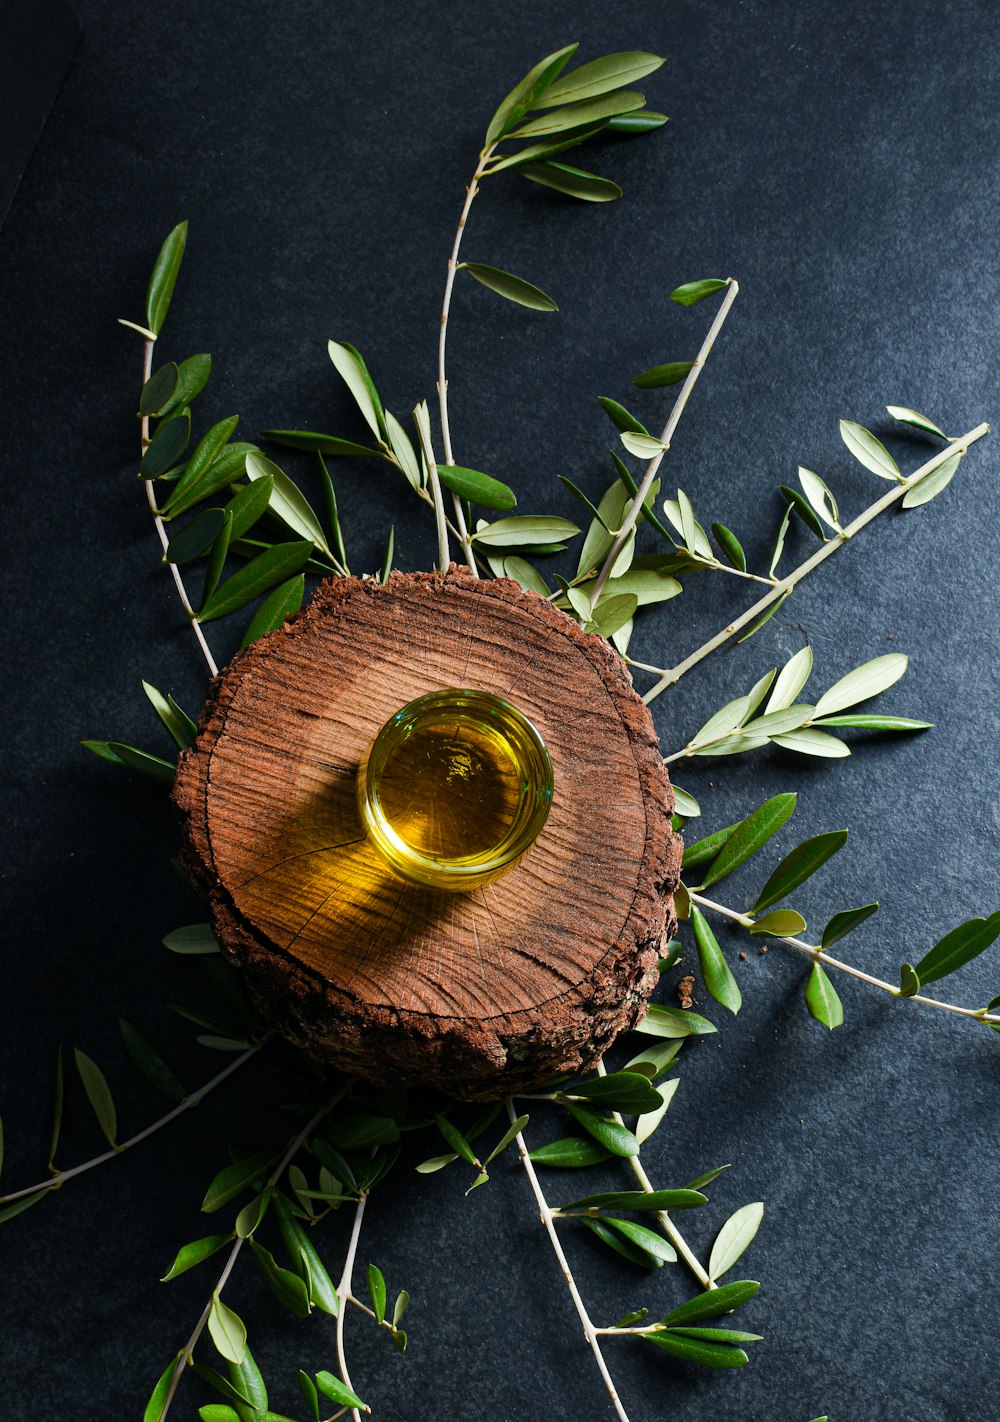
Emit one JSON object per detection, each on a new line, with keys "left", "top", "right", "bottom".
{"left": 173, "top": 568, "right": 682, "bottom": 1098}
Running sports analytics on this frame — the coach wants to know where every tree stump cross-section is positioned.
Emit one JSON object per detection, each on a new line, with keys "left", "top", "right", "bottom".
{"left": 173, "top": 568, "right": 683, "bottom": 1099}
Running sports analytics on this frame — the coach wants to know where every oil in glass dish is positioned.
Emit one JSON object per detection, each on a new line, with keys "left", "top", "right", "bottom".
{"left": 357, "top": 688, "right": 553, "bottom": 892}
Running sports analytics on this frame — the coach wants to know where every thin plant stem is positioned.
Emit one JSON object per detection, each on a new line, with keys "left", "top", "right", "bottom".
{"left": 592, "top": 1059, "right": 713, "bottom": 1289}
{"left": 159, "top": 1085, "right": 351, "bottom": 1420}
{"left": 336, "top": 1192, "right": 370, "bottom": 1422}
{"left": 0, "top": 1037, "right": 270, "bottom": 1209}
{"left": 414, "top": 409, "right": 451, "bottom": 572}
{"left": 590, "top": 279, "right": 741, "bottom": 602}
{"left": 436, "top": 145, "right": 498, "bottom": 575}
{"left": 642, "top": 422, "right": 990, "bottom": 704}
{"left": 505, "top": 1099, "right": 633, "bottom": 1422}
{"left": 140, "top": 338, "right": 220, "bottom": 677}
{"left": 688, "top": 890, "right": 1000, "bottom": 1026}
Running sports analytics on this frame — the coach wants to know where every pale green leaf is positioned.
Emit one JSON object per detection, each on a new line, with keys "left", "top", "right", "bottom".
{"left": 163, "top": 923, "right": 219, "bottom": 955}
{"left": 328, "top": 340, "right": 381, "bottom": 436}
{"left": 813, "top": 653, "right": 908, "bottom": 718}
{"left": 709, "top": 1202, "right": 764, "bottom": 1281}
{"left": 767, "top": 646, "right": 813, "bottom": 711}
{"left": 798, "top": 466, "right": 842, "bottom": 531}
{"left": 770, "top": 728, "right": 851, "bottom": 758}
{"left": 635, "top": 1005, "right": 717, "bottom": 1039}
{"left": 671, "top": 785, "right": 701, "bottom": 819}
{"left": 886, "top": 405, "right": 947, "bottom": 439}
{"left": 636, "top": 1077, "right": 680, "bottom": 1144}
{"left": 208, "top": 1293, "right": 246, "bottom": 1365}
{"left": 501, "top": 557, "right": 549, "bottom": 596}
{"left": 472, "top": 515, "right": 579, "bottom": 548}
{"left": 245, "top": 451, "right": 333, "bottom": 557}
{"left": 901, "top": 451, "right": 962, "bottom": 508}
{"left": 384, "top": 409, "right": 423, "bottom": 490}
{"left": 839, "top": 419, "right": 900, "bottom": 481}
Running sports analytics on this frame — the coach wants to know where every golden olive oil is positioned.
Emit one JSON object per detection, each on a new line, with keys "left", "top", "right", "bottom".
{"left": 357, "top": 689, "right": 553, "bottom": 892}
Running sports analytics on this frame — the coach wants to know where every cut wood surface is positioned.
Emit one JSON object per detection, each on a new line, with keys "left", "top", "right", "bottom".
{"left": 173, "top": 568, "right": 682, "bottom": 1097}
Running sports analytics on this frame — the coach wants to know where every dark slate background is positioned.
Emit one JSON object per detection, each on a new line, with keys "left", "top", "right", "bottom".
{"left": 2, "top": 2, "right": 997, "bottom": 1419}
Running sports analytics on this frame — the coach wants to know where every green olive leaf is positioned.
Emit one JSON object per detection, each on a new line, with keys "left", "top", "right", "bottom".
{"left": 804, "top": 962, "right": 844, "bottom": 1029}
{"left": 146, "top": 221, "right": 187, "bottom": 335}
{"left": 633, "top": 360, "right": 693, "bottom": 390}
{"left": 534, "top": 51, "right": 664, "bottom": 108}
{"left": 199, "top": 542, "right": 312, "bottom": 624}
{"left": 886, "top": 405, "right": 947, "bottom": 439}
{"left": 461, "top": 262, "right": 559, "bottom": 311}
{"left": 669, "top": 279, "right": 728, "bottom": 306}
{"left": 437, "top": 464, "right": 517, "bottom": 510}
{"left": 699, "top": 794, "right": 797, "bottom": 889}
{"left": 839, "top": 419, "right": 901, "bottom": 481}
{"left": 690, "top": 906, "right": 742, "bottom": 1015}
{"left": 507, "top": 90, "right": 647, "bottom": 140}
{"left": 519, "top": 161, "right": 622, "bottom": 202}
{"left": 750, "top": 831, "right": 848, "bottom": 914}
{"left": 484, "top": 43, "right": 579, "bottom": 145}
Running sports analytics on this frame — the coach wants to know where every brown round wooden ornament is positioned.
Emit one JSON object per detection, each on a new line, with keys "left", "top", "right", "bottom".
{"left": 173, "top": 568, "right": 683, "bottom": 1098}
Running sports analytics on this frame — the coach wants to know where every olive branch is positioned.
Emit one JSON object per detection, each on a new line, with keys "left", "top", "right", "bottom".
{"left": 1, "top": 38, "right": 996, "bottom": 1422}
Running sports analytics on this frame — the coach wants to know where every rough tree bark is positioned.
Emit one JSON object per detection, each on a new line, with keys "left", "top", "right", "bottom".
{"left": 173, "top": 568, "right": 682, "bottom": 1098}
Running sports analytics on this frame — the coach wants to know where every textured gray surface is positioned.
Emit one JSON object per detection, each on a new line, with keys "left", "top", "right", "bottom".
{"left": 1, "top": 3, "right": 998, "bottom": 1419}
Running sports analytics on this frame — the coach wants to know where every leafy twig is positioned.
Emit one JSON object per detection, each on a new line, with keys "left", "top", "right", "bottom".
{"left": 140, "top": 337, "right": 220, "bottom": 677}
{"left": 0, "top": 1037, "right": 269, "bottom": 1211}
{"left": 413, "top": 404, "right": 451, "bottom": 573}
{"left": 335, "top": 1193, "right": 370, "bottom": 1422}
{"left": 160, "top": 1086, "right": 350, "bottom": 1421}
{"left": 642, "top": 423, "right": 990, "bottom": 703}
{"left": 592, "top": 1059, "right": 712, "bottom": 1289}
{"left": 504, "top": 1099, "right": 633, "bottom": 1422}
{"left": 688, "top": 890, "right": 1000, "bottom": 1025}
{"left": 590, "top": 279, "right": 740, "bottom": 601}
{"left": 436, "top": 145, "right": 498, "bottom": 575}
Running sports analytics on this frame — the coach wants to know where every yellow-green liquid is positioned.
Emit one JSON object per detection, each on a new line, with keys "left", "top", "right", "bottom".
{"left": 376, "top": 720, "right": 522, "bottom": 861}
{"left": 358, "top": 688, "right": 553, "bottom": 891}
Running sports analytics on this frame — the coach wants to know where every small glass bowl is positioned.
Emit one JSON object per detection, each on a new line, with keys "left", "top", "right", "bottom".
{"left": 356, "top": 688, "right": 553, "bottom": 892}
